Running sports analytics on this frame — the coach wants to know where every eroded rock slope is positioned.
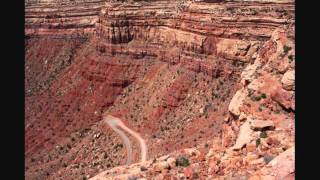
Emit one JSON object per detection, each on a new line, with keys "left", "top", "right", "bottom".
{"left": 25, "top": 0, "right": 294, "bottom": 179}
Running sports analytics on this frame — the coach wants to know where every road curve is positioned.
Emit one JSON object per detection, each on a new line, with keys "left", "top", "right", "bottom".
{"left": 103, "top": 115, "right": 147, "bottom": 164}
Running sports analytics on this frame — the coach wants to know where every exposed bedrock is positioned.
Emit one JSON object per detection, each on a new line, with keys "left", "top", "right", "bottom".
{"left": 25, "top": 0, "right": 294, "bottom": 179}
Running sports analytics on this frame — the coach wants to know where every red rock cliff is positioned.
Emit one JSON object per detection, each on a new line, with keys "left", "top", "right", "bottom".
{"left": 25, "top": 0, "right": 294, "bottom": 179}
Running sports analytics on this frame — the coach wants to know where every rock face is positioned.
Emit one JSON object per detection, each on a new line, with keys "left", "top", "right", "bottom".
{"left": 25, "top": 0, "right": 104, "bottom": 37}
{"left": 25, "top": 0, "right": 294, "bottom": 179}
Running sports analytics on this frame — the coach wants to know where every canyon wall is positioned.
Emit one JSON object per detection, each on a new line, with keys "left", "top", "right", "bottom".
{"left": 25, "top": 0, "right": 294, "bottom": 179}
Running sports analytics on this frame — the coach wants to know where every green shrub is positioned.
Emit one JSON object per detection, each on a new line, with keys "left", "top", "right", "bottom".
{"left": 176, "top": 156, "right": 190, "bottom": 167}
{"left": 248, "top": 89, "right": 254, "bottom": 97}
{"left": 261, "top": 93, "right": 267, "bottom": 99}
{"left": 204, "top": 113, "right": 209, "bottom": 119}
{"left": 256, "top": 138, "right": 261, "bottom": 147}
{"left": 260, "top": 131, "right": 267, "bottom": 138}
{"left": 283, "top": 45, "right": 292, "bottom": 54}
{"left": 251, "top": 95, "right": 261, "bottom": 101}
{"left": 288, "top": 55, "right": 294, "bottom": 61}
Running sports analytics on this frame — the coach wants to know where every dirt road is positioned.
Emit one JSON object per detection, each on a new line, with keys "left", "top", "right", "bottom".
{"left": 103, "top": 115, "right": 147, "bottom": 165}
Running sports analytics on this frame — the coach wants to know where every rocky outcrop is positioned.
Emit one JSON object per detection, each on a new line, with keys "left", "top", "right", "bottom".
{"left": 250, "top": 146, "right": 295, "bottom": 180}
{"left": 232, "top": 119, "right": 254, "bottom": 150}
{"left": 88, "top": 26, "right": 295, "bottom": 180}
{"left": 25, "top": 0, "right": 105, "bottom": 37}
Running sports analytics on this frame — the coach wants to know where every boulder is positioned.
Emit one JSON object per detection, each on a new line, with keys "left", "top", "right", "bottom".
{"left": 249, "top": 157, "right": 265, "bottom": 166}
{"left": 228, "top": 89, "right": 247, "bottom": 116}
{"left": 281, "top": 70, "right": 295, "bottom": 91}
{"left": 260, "top": 146, "right": 295, "bottom": 179}
{"left": 232, "top": 120, "right": 254, "bottom": 150}
{"left": 271, "top": 88, "right": 294, "bottom": 110}
{"left": 166, "top": 157, "right": 176, "bottom": 168}
{"left": 153, "top": 161, "right": 170, "bottom": 172}
{"left": 241, "top": 60, "right": 262, "bottom": 85}
{"left": 222, "top": 124, "right": 236, "bottom": 147}
{"left": 246, "top": 143, "right": 256, "bottom": 152}
{"left": 249, "top": 119, "right": 275, "bottom": 131}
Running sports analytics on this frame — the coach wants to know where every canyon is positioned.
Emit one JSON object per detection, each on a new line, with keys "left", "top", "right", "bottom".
{"left": 25, "top": 0, "right": 295, "bottom": 179}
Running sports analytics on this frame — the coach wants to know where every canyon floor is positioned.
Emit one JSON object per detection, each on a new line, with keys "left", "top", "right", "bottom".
{"left": 25, "top": 0, "right": 295, "bottom": 179}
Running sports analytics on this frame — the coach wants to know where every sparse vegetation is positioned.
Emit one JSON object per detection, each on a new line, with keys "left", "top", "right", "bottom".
{"left": 260, "top": 131, "right": 268, "bottom": 138}
{"left": 212, "top": 91, "right": 219, "bottom": 99}
{"left": 175, "top": 156, "right": 190, "bottom": 167}
{"left": 251, "top": 95, "right": 261, "bottom": 101}
{"left": 283, "top": 45, "right": 292, "bottom": 54}
{"left": 288, "top": 55, "right": 294, "bottom": 61}
{"left": 204, "top": 112, "right": 209, "bottom": 118}
{"left": 219, "top": 79, "right": 224, "bottom": 85}
{"left": 258, "top": 105, "right": 263, "bottom": 112}
{"left": 251, "top": 93, "right": 266, "bottom": 101}
{"left": 256, "top": 138, "right": 261, "bottom": 147}
{"left": 248, "top": 89, "right": 254, "bottom": 97}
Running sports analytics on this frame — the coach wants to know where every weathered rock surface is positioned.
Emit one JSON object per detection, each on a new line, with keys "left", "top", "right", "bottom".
{"left": 250, "top": 119, "right": 275, "bottom": 131}
{"left": 228, "top": 88, "right": 247, "bottom": 117}
{"left": 25, "top": 0, "right": 294, "bottom": 179}
{"left": 232, "top": 120, "right": 254, "bottom": 150}
{"left": 281, "top": 70, "right": 295, "bottom": 91}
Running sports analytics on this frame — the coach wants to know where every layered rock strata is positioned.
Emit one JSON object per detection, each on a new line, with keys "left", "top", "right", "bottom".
{"left": 25, "top": 0, "right": 294, "bottom": 179}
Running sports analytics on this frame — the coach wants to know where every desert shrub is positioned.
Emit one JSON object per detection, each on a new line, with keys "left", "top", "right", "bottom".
{"left": 176, "top": 156, "right": 190, "bottom": 167}
{"left": 283, "top": 45, "right": 292, "bottom": 54}
{"left": 260, "top": 131, "right": 268, "bottom": 138}
{"left": 256, "top": 138, "right": 261, "bottom": 147}
{"left": 258, "top": 105, "right": 263, "bottom": 112}
{"left": 248, "top": 89, "right": 254, "bottom": 97}
{"left": 288, "top": 55, "right": 294, "bottom": 61}
{"left": 251, "top": 95, "right": 261, "bottom": 101}
{"left": 204, "top": 112, "right": 209, "bottom": 119}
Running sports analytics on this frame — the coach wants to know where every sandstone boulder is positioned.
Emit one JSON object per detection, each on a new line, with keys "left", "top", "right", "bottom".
{"left": 228, "top": 88, "right": 247, "bottom": 116}
{"left": 249, "top": 157, "right": 265, "bottom": 166}
{"left": 153, "top": 161, "right": 170, "bottom": 172}
{"left": 241, "top": 60, "right": 262, "bottom": 85}
{"left": 260, "top": 146, "right": 295, "bottom": 179}
{"left": 166, "top": 157, "right": 176, "bottom": 168}
{"left": 271, "top": 88, "right": 294, "bottom": 110}
{"left": 281, "top": 70, "right": 295, "bottom": 91}
{"left": 232, "top": 120, "right": 254, "bottom": 150}
{"left": 249, "top": 119, "right": 275, "bottom": 131}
